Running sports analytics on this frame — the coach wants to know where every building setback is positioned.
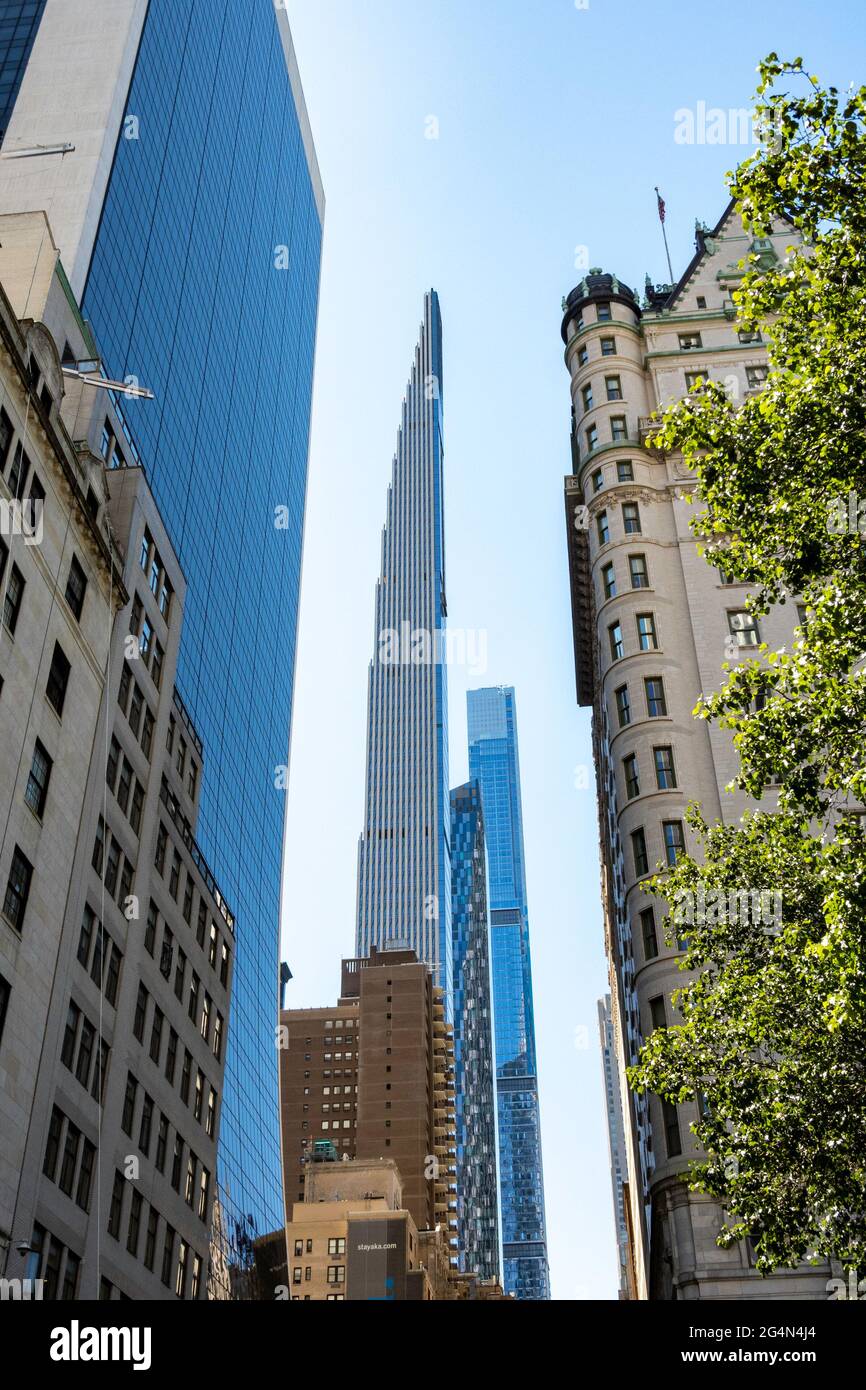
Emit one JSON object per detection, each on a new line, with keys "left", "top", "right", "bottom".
{"left": 355, "top": 293, "right": 452, "bottom": 1002}
{"left": 466, "top": 686, "right": 550, "bottom": 1300}
{"left": 0, "top": 0, "right": 325, "bottom": 1276}
{"left": 280, "top": 947, "right": 457, "bottom": 1256}
{"left": 560, "top": 202, "right": 830, "bottom": 1298}
{"left": 450, "top": 780, "right": 500, "bottom": 1281}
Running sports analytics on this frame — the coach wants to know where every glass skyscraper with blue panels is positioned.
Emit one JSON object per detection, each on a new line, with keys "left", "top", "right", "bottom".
{"left": 0, "top": 0, "right": 44, "bottom": 139}
{"left": 0, "top": 0, "right": 324, "bottom": 1286}
{"left": 356, "top": 292, "right": 452, "bottom": 1007}
{"left": 467, "top": 686, "right": 550, "bottom": 1300}
{"left": 450, "top": 780, "right": 501, "bottom": 1280}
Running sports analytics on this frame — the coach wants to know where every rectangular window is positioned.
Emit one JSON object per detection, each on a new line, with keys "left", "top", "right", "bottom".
{"left": 149, "top": 1006, "right": 164, "bottom": 1065}
{"left": 127, "top": 1189, "right": 143, "bottom": 1258}
{"left": 165, "top": 1027, "right": 178, "bottom": 1085}
{"left": 631, "top": 828, "right": 649, "bottom": 878}
{"left": 161, "top": 1225, "right": 175, "bottom": 1288}
{"left": 198, "top": 1167, "right": 210, "bottom": 1222}
{"left": 585, "top": 423, "right": 598, "bottom": 452}
{"left": 175, "top": 1240, "right": 189, "bottom": 1298}
{"left": 24, "top": 740, "right": 52, "bottom": 818}
{"left": 108, "top": 1171, "right": 124, "bottom": 1239}
{"left": 213, "top": 1012, "right": 223, "bottom": 1063}
{"left": 118, "top": 662, "right": 132, "bottom": 714}
{"left": 156, "top": 1116, "right": 168, "bottom": 1173}
{"left": 121, "top": 1072, "right": 138, "bottom": 1136}
{"left": 746, "top": 364, "right": 769, "bottom": 389}
{"left": 3, "top": 563, "right": 24, "bottom": 634}
{"left": 623, "top": 753, "right": 640, "bottom": 799}
{"left": 8, "top": 444, "right": 29, "bottom": 499}
{"left": 154, "top": 823, "right": 167, "bottom": 874}
{"left": 616, "top": 459, "right": 633, "bottom": 481}
{"left": 684, "top": 370, "right": 705, "bottom": 391}
{"left": 644, "top": 677, "right": 667, "bottom": 717}
{"left": 614, "top": 685, "right": 631, "bottom": 729}
{"left": 622, "top": 501, "right": 641, "bottom": 534}
{"left": 605, "top": 375, "right": 622, "bottom": 401}
{"left": 130, "top": 780, "right": 144, "bottom": 836}
{"left": 129, "top": 683, "right": 143, "bottom": 737}
{"left": 0, "top": 408, "right": 13, "bottom": 468}
{"left": 654, "top": 746, "right": 677, "bottom": 790}
{"left": 145, "top": 900, "right": 158, "bottom": 956}
{"left": 662, "top": 1100, "right": 682, "bottom": 1157}
{"left": 600, "top": 336, "right": 616, "bottom": 356}
{"left": 610, "top": 416, "right": 627, "bottom": 442}
{"left": 637, "top": 613, "right": 658, "bottom": 651}
{"left": 582, "top": 383, "right": 594, "bottom": 412}
{"left": 596, "top": 510, "right": 609, "bottom": 546}
{"left": 663, "top": 820, "right": 686, "bottom": 867}
{"left": 133, "top": 983, "right": 148, "bottom": 1043}
{"left": 602, "top": 562, "right": 616, "bottom": 600}
{"left": 76, "top": 1140, "right": 95, "bottom": 1212}
{"left": 728, "top": 610, "right": 760, "bottom": 647}
{"left": 608, "top": 622, "right": 623, "bottom": 661}
{"left": 596, "top": 302, "right": 612, "bottom": 322}
{"left": 64, "top": 556, "right": 87, "bottom": 621}
{"left": 650, "top": 995, "right": 667, "bottom": 1030}
{"left": 139, "top": 1093, "right": 154, "bottom": 1156}
{"left": 46, "top": 643, "right": 71, "bottom": 717}
{"left": 640, "top": 908, "right": 658, "bottom": 960}
{"left": 629, "top": 554, "right": 648, "bottom": 589}
{"left": 58, "top": 1122, "right": 81, "bottom": 1196}
{"left": 144, "top": 1208, "right": 158, "bottom": 1271}
{"left": 181, "top": 1049, "right": 192, "bottom": 1105}
{"left": 591, "top": 467, "right": 603, "bottom": 492}
{"left": 43, "top": 1106, "right": 63, "bottom": 1181}
{"left": 678, "top": 332, "right": 702, "bottom": 350}
{"left": 3, "top": 845, "right": 33, "bottom": 929}
{"left": 141, "top": 709, "right": 155, "bottom": 760}
{"left": 738, "top": 328, "right": 762, "bottom": 344}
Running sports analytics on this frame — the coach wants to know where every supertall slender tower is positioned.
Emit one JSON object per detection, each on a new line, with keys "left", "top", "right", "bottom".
{"left": 356, "top": 292, "right": 452, "bottom": 1004}
{"left": 467, "top": 686, "right": 550, "bottom": 1300}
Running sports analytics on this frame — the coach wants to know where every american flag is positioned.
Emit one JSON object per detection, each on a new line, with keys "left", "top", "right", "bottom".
{"left": 656, "top": 188, "right": 666, "bottom": 224}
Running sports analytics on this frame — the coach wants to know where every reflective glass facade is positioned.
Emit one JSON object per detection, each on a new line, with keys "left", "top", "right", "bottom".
{"left": 79, "top": 1, "right": 323, "bottom": 1284}
{"left": 0, "top": 0, "right": 45, "bottom": 139}
{"left": 450, "top": 780, "right": 500, "bottom": 1279}
{"left": 356, "top": 292, "right": 452, "bottom": 1006}
{"left": 467, "top": 687, "right": 550, "bottom": 1300}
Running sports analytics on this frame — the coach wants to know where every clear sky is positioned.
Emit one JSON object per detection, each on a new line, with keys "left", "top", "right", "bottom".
{"left": 280, "top": 0, "right": 865, "bottom": 1299}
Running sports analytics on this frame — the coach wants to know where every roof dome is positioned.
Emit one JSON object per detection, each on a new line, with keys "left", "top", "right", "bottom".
{"left": 560, "top": 269, "right": 640, "bottom": 342}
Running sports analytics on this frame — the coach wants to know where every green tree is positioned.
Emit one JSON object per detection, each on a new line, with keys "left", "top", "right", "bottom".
{"left": 628, "top": 55, "right": 866, "bottom": 1274}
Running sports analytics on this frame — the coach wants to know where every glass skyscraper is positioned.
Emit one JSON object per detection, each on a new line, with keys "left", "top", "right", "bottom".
{"left": 450, "top": 780, "right": 501, "bottom": 1280}
{"left": 467, "top": 686, "right": 550, "bottom": 1300}
{"left": 0, "top": 0, "right": 324, "bottom": 1286}
{"left": 356, "top": 291, "right": 452, "bottom": 1004}
{"left": 0, "top": 0, "right": 44, "bottom": 139}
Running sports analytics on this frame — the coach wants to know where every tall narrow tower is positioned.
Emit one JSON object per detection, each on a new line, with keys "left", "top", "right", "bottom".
{"left": 356, "top": 291, "right": 452, "bottom": 1005}
{"left": 467, "top": 686, "right": 550, "bottom": 1300}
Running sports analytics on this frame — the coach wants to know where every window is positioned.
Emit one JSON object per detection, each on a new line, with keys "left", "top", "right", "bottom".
{"left": 608, "top": 622, "right": 623, "bottom": 661}
{"left": 641, "top": 908, "right": 658, "bottom": 960}
{"left": 43, "top": 1107, "right": 63, "bottom": 1181}
{"left": 582, "top": 383, "right": 594, "bottom": 412}
{"left": 117, "top": 757, "right": 132, "bottom": 814}
{"left": 155, "top": 823, "right": 167, "bottom": 874}
{"left": 141, "top": 709, "right": 155, "bottom": 760}
{"left": 139, "top": 616, "right": 153, "bottom": 662}
{"left": 139, "top": 1093, "right": 154, "bottom": 1156}
{"left": 645, "top": 677, "right": 667, "bottom": 717}
{"left": 156, "top": 1115, "right": 168, "bottom": 1173}
{"left": 8, "top": 444, "right": 30, "bottom": 499}
{"left": 213, "top": 1012, "right": 223, "bottom": 1062}
{"left": 662, "top": 1100, "right": 682, "bottom": 1157}
{"left": 596, "top": 302, "right": 612, "bottom": 322}
{"left": 0, "top": 408, "right": 12, "bottom": 468}
{"left": 118, "top": 662, "right": 132, "bottom": 714}
{"left": 149, "top": 1006, "right": 164, "bottom": 1065}
{"left": 76, "top": 1141, "right": 95, "bottom": 1212}
{"left": 596, "top": 511, "right": 609, "bottom": 546}
{"left": 133, "top": 983, "right": 148, "bottom": 1043}
{"left": 328, "top": 1238, "right": 346, "bottom": 1256}
{"left": 0, "top": 971, "right": 9, "bottom": 1051}
{"left": 144, "top": 1208, "right": 158, "bottom": 1271}
{"left": 327, "top": 1265, "right": 346, "bottom": 1284}
{"left": 3, "top": 845, "right": 33, "bottom": 930}
{"left": 165, "top": 1028, "right": 178, "bottom": 1085}
{"left": 637, "top": 613, "right": 658, "bottom": 650}
{"left": 631, "top": 828, "right": 649, "bottom": 878}
{"left": 171, "top": 1136, "right": 184, "bottom": 1192}
{"left": 188, "top": 972, "right": 200, "bottom": 1025}
{"left": 585, "top": 422, "right": 598, "bottom": 452}
{"left": 145, "top": 900, "right": 158, "bottom": 956}
{"left": 25, "top": 740, "right": 52, "bottom": 817}
{"left": 610, "top": 416, "right": 627, "bottom": 442}
{"left": 623, "top": 753, "right": 640, "bottom": 799}
{"left": 605, "top": 375, "right": 622, "bottom": 401}
{"left": 616, "top": 459, "right": 634, "bottom": 481}
{"left": 622, "top": 501, "right": 641, "bottom": 534}
{"left": 206, "top": 1088, "right": 217, "bottom": 1138}
{"left": 591, "top": 467, "right": 603, "bottom": 492}
{"left": 600, "top": 336, "right": 616, "bottom": 356}
{"left": 650, "top": 995, "right": 667, "bottom": 1031}
{"left": 654, "top": 746, "right": 677, "bottom": 790}
{"left": 602, "top": 562, "right": 616, "bottom": 600}
{"left": 181, "top": 1050, "right": 192, "bottom": 1105}
{"left": 130, "top": 780, "right": 144, "bottom": 836}
{"left": 185, "top": 1153, "right": 197, "bottom": 1207}
{"left": 220, "top": 943, "right": 230, "bottom": 988}
{"left": 127, "top": 1190, "right": 143, "bottom": 1258}
{"left": 3, "top": 564, "right": 24, "bottom": 633}
{"left": 151, "top": 641, "right": 164, "bottom": 690}
{"left": 108, "top": 1171, "right": 124, "bottom": 1239}
{"left": 187, "top": 761, "right": 198, "bottom": 800}
{"left": 728, "top": 610, "right": 760, "bottom": 647}
{"left": 696, "top": 295, "right": 707, "bottom": 309}
{"left": 161, "top": 1225, "right": 175, "bottom": 1288}
{"left": 169, "top": 850, "right": 181, "bottom": 899}
{"left": 200, "top": 993, "right": 212, "bottom": 1043}
{"left": 663, "top": 820, "right": 686, "bottom": 867}
{"left": 614, "top": 685, "right": 631, "bottom": 729}
{"left": 738, "top": 328, "right": 762, "bottom": 344}
{"left": 629, "top": 554, "right": 648, "bottom": 589}
{"left": 64, "top": 556, "right": 87, "bottom": 621}
{"left": 746, "top": 364, "right": 769, "bottom": 389}
{"left": 194, "top": 1068, "right": 204, "bottom": 1122}
{"left": 684, "top": 370, "right": 705, "bottom": 391}
{"left": 678, "top": 332, "right": 702, "bottom": 349}
{"left": 121, "top": 1073, "right": 138, "bottom": 1136}
{"left": 46, "top": 643, "right": 71, "bottom": 716}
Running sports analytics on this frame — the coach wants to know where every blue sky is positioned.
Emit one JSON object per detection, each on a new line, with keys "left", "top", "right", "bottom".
{"left": 280, "top": 0, "right": 865, "bottom": 1299}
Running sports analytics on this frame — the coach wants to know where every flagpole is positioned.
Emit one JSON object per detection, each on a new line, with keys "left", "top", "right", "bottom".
{"left": 655, "top": 186, "right": 674, "bottom": 283}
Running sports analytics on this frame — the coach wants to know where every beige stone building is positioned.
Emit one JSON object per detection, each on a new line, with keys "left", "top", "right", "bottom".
{"left": 0, "top": 211, "right": 234, "bottom": 1298}
{"left": 562, "top": 202, "right": 829, "bottom": 1299}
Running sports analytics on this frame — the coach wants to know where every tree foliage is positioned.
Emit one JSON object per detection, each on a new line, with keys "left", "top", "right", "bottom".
{"left": 628, "top": 55, "right": 866, "bottom": 1274}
